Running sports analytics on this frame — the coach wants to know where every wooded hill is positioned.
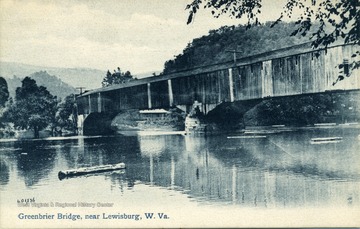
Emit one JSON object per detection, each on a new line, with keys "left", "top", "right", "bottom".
{"left": 3, "top": 71, "right": 76, "bottom": 100}
{"left": 163, "top": 22, "right": 311, "bottom": 74}
{"left": 0, "top": 61, "right": 105, "bottom": 90}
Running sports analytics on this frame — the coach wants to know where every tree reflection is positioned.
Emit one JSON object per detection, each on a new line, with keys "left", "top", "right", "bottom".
{"left": 59, "top": 136, "right": 143, "bottom": 189}
{"left": 129, "top": 132, "right": 359, "bottom": 208}
{"left": 0, "top": 159, "right": 10, "bottom": 186}
{"left": 14, "top": 141, "right": 56, "bottom": 187}
{"left": 3, "top": 129, "right": 357, "bottom": 208}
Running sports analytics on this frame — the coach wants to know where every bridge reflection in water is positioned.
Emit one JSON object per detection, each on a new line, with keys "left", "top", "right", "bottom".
{"left": 104, "top": 129, "right": 359, "bottom": 208}
{"left": 0, "top": 128, "right": 358, "bottom": 209}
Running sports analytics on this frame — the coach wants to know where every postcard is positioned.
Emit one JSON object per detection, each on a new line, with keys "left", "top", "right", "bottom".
{"left": 0, "top": 0, "right": 359, "bottom": 228}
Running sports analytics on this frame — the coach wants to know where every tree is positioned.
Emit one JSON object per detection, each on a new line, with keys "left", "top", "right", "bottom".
{"left": 4, "top": 77, "right": 58, "bottom": 138}
{"left": 102, "top": 67, "right": 134, "bottom": 87}
{"left": 56, "top": 94, "right": 78, "bottom": 135}
{"left": 0, "top": 77, "right": 9, "bottom": 108}
{"left": 163, "top": 22, "right": 309, "bottom": 73}
{"left": 186, "top": 0, "right": 359, "bottom": 83}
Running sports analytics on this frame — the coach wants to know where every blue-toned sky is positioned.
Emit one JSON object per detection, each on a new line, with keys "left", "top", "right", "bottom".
{"left": 0, "top": 0, "right": 286, "bottom": 74}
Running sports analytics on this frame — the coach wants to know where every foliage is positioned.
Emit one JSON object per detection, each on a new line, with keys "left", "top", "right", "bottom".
{"left": 0, "top": 77, "right": 9, "bottom": 108}
{"left": 28, "top": 71, "right": 77, "bottom": 99}
{"left": 4, "top": 71, "right": 76, "bottom": 100}
{"left": 56, "top": 94, "right": 78, "bottom": 134}
{"left": 163, "top": 22, "right": 309, "bottom": 73}
{"left": 185, "top": 0, "right": 359, "bottom": 83}
{"left": 243, "top": 93, "right": 359, "bottom": 126}
{"left": 102, "top": 67, "right": 134, "bottom": 87}
{"left": 3, "top": 77, "right": 58, "bottom": 138}
{"left": 0, "top": 123, "right": 16, "bottom": 138}
{"left": 186, "top": 0, "right": 262, "bottom": 27}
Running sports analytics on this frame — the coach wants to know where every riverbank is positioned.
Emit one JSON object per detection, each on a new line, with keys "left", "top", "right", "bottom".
{"left": 1, "top": 122, "right": 359, "bottom": 142}
{"left": 0, "top": 135, "right": 106, "bottom": 143}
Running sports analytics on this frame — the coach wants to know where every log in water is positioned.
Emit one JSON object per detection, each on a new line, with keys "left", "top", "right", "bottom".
{"left": 310, "top": 137, "right": 343, "bottom": 144}
{"left": 58, "top": 163, "right": 126, "bottom": 180}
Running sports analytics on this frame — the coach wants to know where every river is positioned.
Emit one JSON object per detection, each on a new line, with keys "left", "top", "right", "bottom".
{"left": 1, "top": 126, "right": 359, "bottom": 227}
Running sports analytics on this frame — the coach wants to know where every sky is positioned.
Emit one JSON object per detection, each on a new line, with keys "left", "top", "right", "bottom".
{"left": 0, "top": 0, "right": 286, "bottom": 75}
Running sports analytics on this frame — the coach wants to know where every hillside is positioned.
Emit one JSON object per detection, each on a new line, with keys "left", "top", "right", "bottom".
{"left": 0, "top": 62, "right": 105, "bottom": 90}
{"left": 163, "top": 22, "right": 312, "bottom": 73}
{"left": 3, "top": 71, "right": 76, "bottom": 100}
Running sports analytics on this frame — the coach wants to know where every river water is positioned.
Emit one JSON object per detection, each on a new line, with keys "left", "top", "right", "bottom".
{"left": 1, "top": 126, "right": 359, "bottom": 227}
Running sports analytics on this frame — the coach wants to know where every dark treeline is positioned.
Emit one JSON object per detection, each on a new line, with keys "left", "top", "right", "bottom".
{"left": 102, "top": 67, "right": 135, "bottom": 88}
{"left": 163, "top": 22, "right": 311, "bottom": 74}
{"left": 0, "top": 77, "right": 77, "bottom": 138}
{"left": 4, "top": 71, "right": 76, "bottom": 99}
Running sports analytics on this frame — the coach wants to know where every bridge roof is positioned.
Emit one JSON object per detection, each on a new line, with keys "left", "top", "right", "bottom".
{"left": 80, "top": 42, "right": 347, "bottom": 97}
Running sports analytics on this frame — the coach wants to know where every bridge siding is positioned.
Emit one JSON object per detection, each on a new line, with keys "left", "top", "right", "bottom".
{"left": 102, "top": 91, "right": 116, "bottom": 112}
{"left": 325, "top": 46, "right": 343, "bottom": 90}
{"left": 90, "top": 94, "right": 97, "bottom": 113}
{"left": 207, "top": 72, "right": 220, "bottom": 104}
{"left": 77, "top": 44, "right": 359, "bottom": 115}
{"left": 126, "top": 84, "right": 148, "bottom": 109}
{"left": 237, "top": 63, "right": 262, "bottom": 100}
{"left": 311, "top": 52, "right": 324, "bottom": 93}
{"left": 344, "top": 45, "right": 360, "bottom": 89}
{"left": 301, "top": 53, "right": 313, "bottom": 93}
{"left": 172, "top": 76, "right": 189, "bottom": 105}
{"left": 325, "top": 45, "right": 359, "bottom": 90}
{"left": 151, "top": 81, "right": 169, "bottom": 108}
{"left": 261, "top": 60, "right": 273, "bottom": 97}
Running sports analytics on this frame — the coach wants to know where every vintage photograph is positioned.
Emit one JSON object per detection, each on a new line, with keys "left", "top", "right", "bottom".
{"left": 0, "top": 0, "right": 359, "bottom": 228}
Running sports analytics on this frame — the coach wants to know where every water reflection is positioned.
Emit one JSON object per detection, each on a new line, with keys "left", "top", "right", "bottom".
{"left": 131, "top": 129, "right": 359, "bottom": 208}
{"left": 0, "top": 127, "right": 359, "bottom": 209}
{"left": 11, "top": 141, "right": 57, "bottom": 187}
{"left": 0, "top": 159, "right": 9, "bottom": 186}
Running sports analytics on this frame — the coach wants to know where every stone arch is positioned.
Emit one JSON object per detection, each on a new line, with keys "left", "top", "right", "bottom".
{"left": 83, "top": 112, "right": 118, "bottom": 135}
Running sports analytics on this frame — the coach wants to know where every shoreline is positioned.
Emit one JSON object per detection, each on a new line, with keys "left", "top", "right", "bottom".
{"left": 1, "top": 123, "right": 359, "bottom": 143}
